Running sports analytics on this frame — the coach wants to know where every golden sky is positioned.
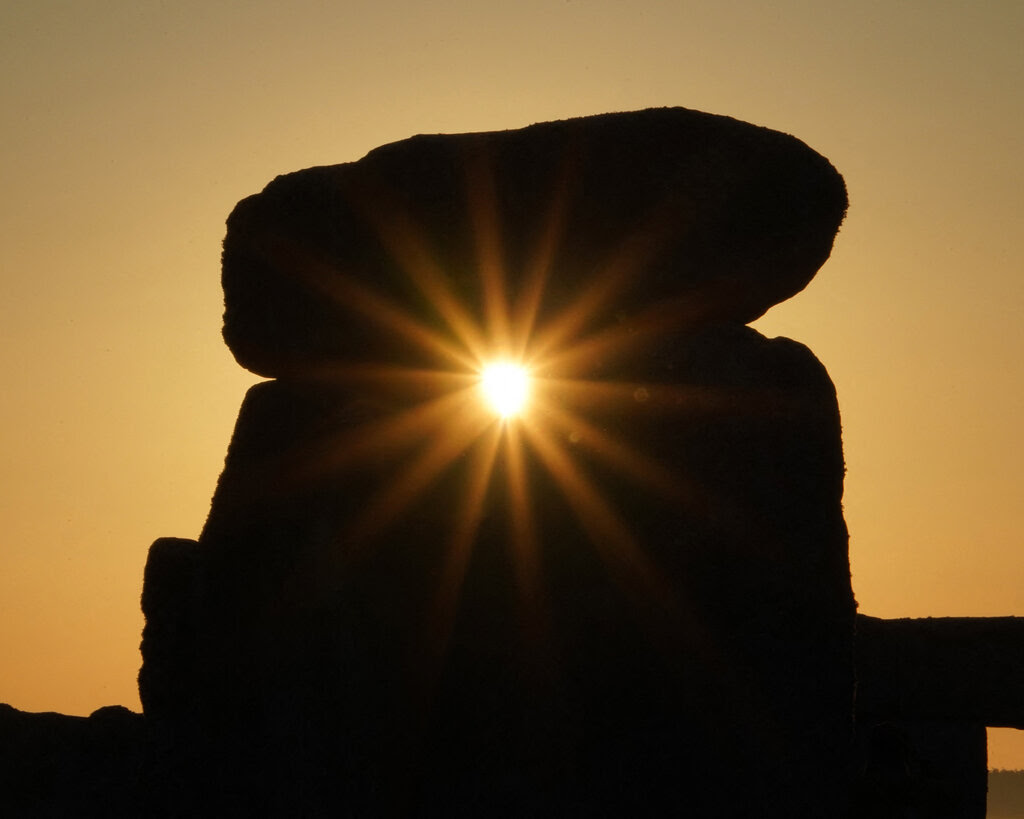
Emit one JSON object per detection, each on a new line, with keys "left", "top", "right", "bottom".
{"left": 2, "top": 0, "right": 1022, "bottom": 767}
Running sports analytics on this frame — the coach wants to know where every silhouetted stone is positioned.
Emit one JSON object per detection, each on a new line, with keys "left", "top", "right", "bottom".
{"left": 851, "top": 719, "right": 987, "bottom": 819}
{"left": 849, "top": 615, "right": 1024, "bottom": 817}
{"left": 856, "top": 615, "right": 1024, "bottom": 728}
{"left": 0, "top": 704, "right": 146, "bottom": 816}
{"left": 163, "top": 321, "right": 856, "bottom": 815}
{"left": 138, "top": 536, "right": 205, "bottom": 816}
{"left": 222, "top": 107, "right": 847, "bottom": 377}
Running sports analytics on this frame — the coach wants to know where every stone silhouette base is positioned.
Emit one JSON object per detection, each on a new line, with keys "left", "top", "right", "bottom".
{"left": 4, "top": 614, "right": 1018, "bottom": 816}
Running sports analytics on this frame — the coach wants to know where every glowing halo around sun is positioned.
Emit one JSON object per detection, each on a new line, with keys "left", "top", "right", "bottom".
{"left": 480, "top": 362, "right": 531, "bottom": 418}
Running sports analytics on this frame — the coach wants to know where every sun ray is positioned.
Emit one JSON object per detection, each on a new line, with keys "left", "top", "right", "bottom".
{"left": 465, "top": 146, "right": 512, "bottom": 352}
{"left": 523, "top": 255, "right": 630, "bottom": 368}
{"left": 517, "top": 416, "right": 733, "bottom": 678}
{"left": 340, "top": 399, "right": 496, "bottom": 551}
{"left": 529, "top": 376, "right": 654, "bottom": 409}
{"left": 531, "top": 313, "right": 669, "bottom": 379}
{"left": 285, "top": 386, "right": 481, "bottom": 488}
{"left": 315, "top": 265, "right": 481, "bottom": 372}
{"left": 537, "top": 375, "right": 793, "bottom": 420}
{"left": 505, "top": 147, "right": 581, "bottom": 362}
{"left": 420, "top": 423, "right": 503, "bottom": 677}
{"left": 529, "top": 393, "right": 698, "bottom": 506}
{"left": 259, "top": 232, "right": 478, "bottom": 372}
{"left": 346, "top": 178, "right": 491, "bottom": 363}
{"left": 300, "top": 362, "right": 478, "bottom": 396}
{"left": 531, "top": 375, "right": 719, "bottom": 422}
{"left": 529, "top": 380, "right": 779, "bottom": 541}
{"left": 502, "top": 419, "right": 563, "bottom": 688}
{"left": 510, "top": 151, "right": 578, "bottom": 360}
{"left": 530, "top": 292, "right": 718, "bottom": 379}
{"left": 524, "top": 203, "right": 683, "bottom": 365}
{"left": 503, "top": 421, "right": 542, "bottom": 610}
{"left": 519, "top": 418, "right": 676, "bottom": 614}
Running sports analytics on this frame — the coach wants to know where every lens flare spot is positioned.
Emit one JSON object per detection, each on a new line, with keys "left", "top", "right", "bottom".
{"left": 481, "top": 363, "right": 530, "bottom": 418}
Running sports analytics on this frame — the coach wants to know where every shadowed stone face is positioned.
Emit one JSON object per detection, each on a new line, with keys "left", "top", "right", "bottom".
{"left": 222, "top": 107, "right": 847, "bottom": 377}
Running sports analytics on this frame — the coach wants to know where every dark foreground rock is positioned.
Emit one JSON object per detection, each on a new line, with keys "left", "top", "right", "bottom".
{"left": 0, "top": 704, "right": 146, "bottom": 817}
{"left": 222, "top": 107, "right": 847, "bottom": 377}
{"left": 857, "top": 615, "right": 1024, "bottom": 729}
{"left": 849, "top": 614, "right": 1024, "bottom": 819}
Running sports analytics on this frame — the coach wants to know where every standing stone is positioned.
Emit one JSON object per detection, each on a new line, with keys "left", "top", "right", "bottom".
{"left": 140, "top": 108, "right": 857, "bottom": 816}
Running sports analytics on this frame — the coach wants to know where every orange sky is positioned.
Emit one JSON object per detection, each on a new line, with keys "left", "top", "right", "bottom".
{"left": 2, "top": 1, "right": 1022, "bottom": 768}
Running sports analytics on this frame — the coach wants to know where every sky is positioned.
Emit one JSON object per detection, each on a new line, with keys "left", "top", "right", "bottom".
{"left": 2, "top": 0, "right": 1022, "bottom": 768}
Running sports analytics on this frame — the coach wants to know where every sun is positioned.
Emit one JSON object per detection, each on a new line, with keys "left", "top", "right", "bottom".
{"left": 480, "top": 362, "right": 530, "bottom": 418}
